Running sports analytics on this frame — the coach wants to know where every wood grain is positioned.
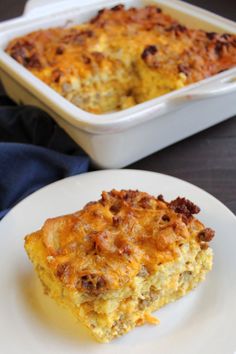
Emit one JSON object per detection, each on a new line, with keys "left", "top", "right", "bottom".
{"left": 0, "top": 0, "right": 235, "bottom": 213}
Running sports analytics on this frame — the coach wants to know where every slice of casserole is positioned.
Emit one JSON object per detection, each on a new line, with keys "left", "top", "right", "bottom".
{"left": 24, "top": 190, "right": 214, "bottom": 342}
{"left": 6, "top": 4, "right": 236, "bottom": 114}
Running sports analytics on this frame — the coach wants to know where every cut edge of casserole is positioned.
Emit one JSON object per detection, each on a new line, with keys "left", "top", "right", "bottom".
{"left": 24, "top": 190, "right": 215, "bottom": 343}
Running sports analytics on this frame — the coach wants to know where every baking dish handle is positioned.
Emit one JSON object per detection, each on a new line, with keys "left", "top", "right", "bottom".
{"left": 173, "top": 74, "right": 236, "bottom": 104}
{"left": 23, "top": 0, "right": 103, "bottom": 18}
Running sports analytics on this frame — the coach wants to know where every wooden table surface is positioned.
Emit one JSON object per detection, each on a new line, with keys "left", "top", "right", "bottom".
{"left": 1, "top": 0, "right": 236, "bottom": 214}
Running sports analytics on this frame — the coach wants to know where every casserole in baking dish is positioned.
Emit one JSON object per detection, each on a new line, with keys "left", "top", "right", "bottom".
{"left": 0, "top": 0, "right": 236, "bottom": 168}
{"left": 5, "top": 4, "right": 236, "bottom": 114}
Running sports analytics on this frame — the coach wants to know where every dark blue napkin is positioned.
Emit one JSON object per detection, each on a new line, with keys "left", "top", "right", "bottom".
{"left": 0, "top": 97, "right": 89, "bottom": 219}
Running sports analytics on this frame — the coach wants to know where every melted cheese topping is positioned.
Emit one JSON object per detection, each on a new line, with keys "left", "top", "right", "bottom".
{"left": 6, "top": 4, "right": 236, "bottom": 114}
{"left": 25, "top": 190, "right": 210, "bottom": 295}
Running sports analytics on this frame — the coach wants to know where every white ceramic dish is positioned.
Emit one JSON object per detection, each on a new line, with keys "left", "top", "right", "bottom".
{"left": 0, "top": 0, "right": 236, "bottom": 168}
{"left": 0, "top": 169, "right": 235, "bottom": 354}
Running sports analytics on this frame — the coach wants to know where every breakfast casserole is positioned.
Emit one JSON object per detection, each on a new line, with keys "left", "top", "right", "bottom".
{"left": 24, "top": 190, "right": 214, "bottom": 342}
{"left": 5, "top": 4, "right": 236, "bottom": 114}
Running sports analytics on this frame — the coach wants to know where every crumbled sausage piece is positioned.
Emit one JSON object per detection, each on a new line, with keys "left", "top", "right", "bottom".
{"left": 25, "top": 53, "right": 42, "bottom": 69}
{"left": 63, "top": 30, "right": 93, "bottom": 44}
{"left": 162, "top": 214, "right": 170, "bottom": 222}
{"left": 56, "top": 46, "right": 64, "bottom": 55}
{"left": 82, "top": 55, "right": 91, "bottom": 64}
{"left": 165, "top": 23, "right": 187, "bottom": 35}
{"left": 91, "top": 51, "right": 104, "bottom": 62}
{"left": 118, "top": 244, "right": 131, "bottom": 256}
{"left": 90, "top": 8, "right": 105, "bottom": 24}
{"left": 56, "top": 263, "right": 69, "bottom": 278}
{"left": 139, "top": 197, "right": 151, "bottom": 209}
{"left": 181, "top": 214, "right": 189, "bottom": 225}
{"left": 111, "top": 4, "right": 124, "bottom": 11}
{"left": 9, "top": 40, "right": 35, "bottom": 66}
{"left": 81, "top": 275, "right": 94, "bottom": 291}
{"left": 96, "top": 276, "right": 106, "bottom": 290}
{"left": 206, "top": 32, "right": 217, "bottom": 40}
{"left": 169, "top": 197, "right": 200, "bottom": 218}
{"left": 157, "top": 194, "right": 164, "bottom": 202}
{"left": 51, "top": 69, "right": 64, "bottom": 83}
{"left": 122, "top": 190, "right": 140, "bottom": 201}
{"left": 200, "top": 242, "right": 209, "bottom": 250}
{"left": 178, "top": 64, "right": 189, "bottom": 76}
{"left": 138, "top": 298, "right": 149, "bottom": 310}
{"left": 141, "top": 45, "right": 158, "bottom": 60}
{"left": 110, "top": 202, "right": 122, "bottom": 214}
{"left": 215, "top": 41, "right": 223, "bottom": 56}
{"left": 113, "top": 216, "right": 122, "bottom": 227}
{"left": 215, "top": 41, "right": 229, "bottom": 56}
{"left": 198, "top": 228, "right": 215, "bottom": 242}
{"left": 11, "top": 42, "right": 42, "bottom": 69}
{"left": 221, "top": 33, "right": 232, "bottom": 40}
{"left": 80, "top": 274, "right": 106, "bottom": 292}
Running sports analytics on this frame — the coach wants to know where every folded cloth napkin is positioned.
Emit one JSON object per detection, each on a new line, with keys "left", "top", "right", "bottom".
{"left": 0, "top": 96, "right": 89, "bottom": 219}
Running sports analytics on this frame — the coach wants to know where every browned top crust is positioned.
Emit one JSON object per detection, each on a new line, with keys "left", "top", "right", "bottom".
{"left": 5, "top": 4, "right": 236, "bottom": 114}
{"left": 25, "top": 190, "right": 214, "bottom": 295}
{"left": 7, "top": 4, "right": 236, "bottom": 78}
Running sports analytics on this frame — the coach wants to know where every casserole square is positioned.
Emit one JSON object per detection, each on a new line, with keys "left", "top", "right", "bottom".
{"left": 25, "top": 190, "right": 214, "bottom": 342}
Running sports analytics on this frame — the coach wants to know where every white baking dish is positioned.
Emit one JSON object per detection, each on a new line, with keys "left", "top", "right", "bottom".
{"left": 0, "top": 0, "right": 236, "bottom": 168}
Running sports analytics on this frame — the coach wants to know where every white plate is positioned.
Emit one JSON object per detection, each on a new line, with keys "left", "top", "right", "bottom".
{"left": 0, "top": 169, "right": 235, "bottom": 354}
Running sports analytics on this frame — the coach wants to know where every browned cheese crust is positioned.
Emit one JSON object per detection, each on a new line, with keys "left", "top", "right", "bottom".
{"left": 25, "top": 190, "right": 214, "bottom": 295}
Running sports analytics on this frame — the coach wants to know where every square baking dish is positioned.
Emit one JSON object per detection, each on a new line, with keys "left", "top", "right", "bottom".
{"left": 0, "top": 0, "right": 236, "bottom": 168}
